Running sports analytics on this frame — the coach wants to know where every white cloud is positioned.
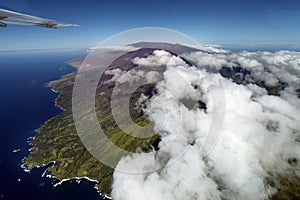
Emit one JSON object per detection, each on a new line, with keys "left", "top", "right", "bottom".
{"left": 133, "top": 50, "right": 188, "bottom": 68}
{"left": 185, "top": 51, "right": 235, "bottom": 70}
{"left": 186, "top": 49, "right": 300, "bottom": 88}
{"left": 105, "top": 68, "right": 161, "bottom": 87}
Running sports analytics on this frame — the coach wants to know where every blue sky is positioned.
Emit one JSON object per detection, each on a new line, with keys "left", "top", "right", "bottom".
{"left": 0, "top": 0, "right": 300, "bottom": 50}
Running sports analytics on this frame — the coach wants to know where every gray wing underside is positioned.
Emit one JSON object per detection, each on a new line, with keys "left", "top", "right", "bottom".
{"left": 0, "top": 8, "right": 79, "bottom": 28}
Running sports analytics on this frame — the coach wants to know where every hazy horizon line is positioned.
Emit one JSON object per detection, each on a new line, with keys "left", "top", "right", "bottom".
{"left": 1, "top": 43, "right": 300, "bottom": 52}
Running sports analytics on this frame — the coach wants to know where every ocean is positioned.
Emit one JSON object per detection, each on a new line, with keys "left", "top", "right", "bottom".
{"left": 0, "top": 49, "right": 104, "bottom": 200}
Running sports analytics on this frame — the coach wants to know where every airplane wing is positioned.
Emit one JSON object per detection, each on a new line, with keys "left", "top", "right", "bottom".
{"left": 0, "top": 8, "right": 79, "bottom": 28}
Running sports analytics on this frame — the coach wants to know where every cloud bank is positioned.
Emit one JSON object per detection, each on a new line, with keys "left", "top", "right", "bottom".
{"left": 109, "top": 49, "right": 300, "bottom": 200}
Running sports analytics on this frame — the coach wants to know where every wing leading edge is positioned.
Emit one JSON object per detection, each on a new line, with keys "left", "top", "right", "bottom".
{"left": 0, "top": 8, "right": 79, "bottom": 28}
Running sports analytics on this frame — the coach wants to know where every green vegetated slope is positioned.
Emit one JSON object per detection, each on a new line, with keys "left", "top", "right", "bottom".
{"left": 25, "top": 50, "right": 160, "bottom": 196}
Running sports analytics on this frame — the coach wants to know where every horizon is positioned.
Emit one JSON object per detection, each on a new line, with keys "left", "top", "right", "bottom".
{"left": 1, "top": 42, "right": 300, "bottom": 53}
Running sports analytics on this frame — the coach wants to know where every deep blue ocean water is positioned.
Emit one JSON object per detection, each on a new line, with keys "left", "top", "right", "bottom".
{"left": 0, "top": 49, "right": 104, "bottom": 200}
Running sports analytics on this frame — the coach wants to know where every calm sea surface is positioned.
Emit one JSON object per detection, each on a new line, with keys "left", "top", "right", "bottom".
{"left": 0, "top": 49, "right": 105, "bottom": 200}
